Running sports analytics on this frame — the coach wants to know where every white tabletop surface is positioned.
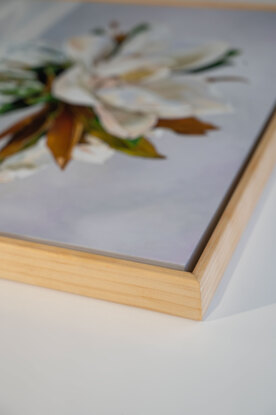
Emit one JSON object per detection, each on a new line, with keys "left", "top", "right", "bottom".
{"left": 0, "top": 1, "right": 275, "bottom": 414}
{"left": 0, "top": 168, "right": 275, "bottom": 415}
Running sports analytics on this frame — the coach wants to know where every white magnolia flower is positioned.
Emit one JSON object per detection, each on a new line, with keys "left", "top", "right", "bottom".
{"left": 0, "top": 25, "right": 234, "bottom": 182}
{"left": 0, "top": 134, "right": 113, "bottom": 182}
{"left": 53, "top": 26, "right": 231, "bottom": 139}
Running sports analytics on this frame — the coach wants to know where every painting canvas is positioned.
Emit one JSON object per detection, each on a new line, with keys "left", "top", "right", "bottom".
{"left": 0, "top": 0, "right": 275, "bottom": 318}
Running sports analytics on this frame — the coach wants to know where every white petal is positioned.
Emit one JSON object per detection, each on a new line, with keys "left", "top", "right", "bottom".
{"left": 1, "top": 42, "right": 66, "bottom": 67}
{"left": 94, "top": 104, "right": 157, "bottom": 139}
{"left": 0, "top": 138, "right": 50, "bottom": 183}
{"left": 97, "top": 75, "right": 230, "bottom": 118}
{"left": 96, "top": 84, "right": 192, "bottom": 118}
{"left": 65, "top": 34, "right": 114, "bottom": 66}
{"left": 170, "top": 42, "right": 230, "bottom": 72}
{"left": 144, "top": 75, "right": 231, "bottom": 116}
{"left": 118, "top": 24, "right": 169, "bottom": 57}
{"left": 52, "top": 65, "right": 98, "bottom": 107}
{"left": 96, "top": 55, "right": 172, "bottom": 78}
{"left": 0, "top": 78, "right": 43, "bottom": 98}
{"left": 0, "top": 65, "right": 36, "bottom": 81}
{"left": 115, "top": 66, "right": 170, "bottom": 84}
{"left": 73, "top": 135, "right": 114, "bottom": 164}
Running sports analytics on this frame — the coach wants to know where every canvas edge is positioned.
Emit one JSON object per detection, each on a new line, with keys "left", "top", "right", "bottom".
{"left": 193, "top": 109, "right": 276, "bottom": 317}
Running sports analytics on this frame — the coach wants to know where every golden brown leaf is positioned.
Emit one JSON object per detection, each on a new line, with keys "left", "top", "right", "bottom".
{"left": 90, "top": 129, "right": 165, "bottom": 159}
{"left": 0, "top": 106, "right": 53, "bottom": 160}
{"left": 114, "top": 33, "right": 127, "bottom": 45}
{"left": 70, "top": 105, "right": 95, "bottom": 128}
{"left": 0, "top": 106, "right": 50, "bottom": 140}
{"left": 128, "top": 137, "right": 165, "bottom": 159}
{"left": 156, "top": 117, "right": 218, "bottom": 135}
{"left": 47, "top": 106, "right": 84, "bottom": 169}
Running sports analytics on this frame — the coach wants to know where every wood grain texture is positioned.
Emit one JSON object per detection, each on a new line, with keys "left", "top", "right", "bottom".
{"left": 0, "top": 236, "right": 202, "bottom": 319}
{"left": 193, "top": 111, "right": 276, "bottom": 315}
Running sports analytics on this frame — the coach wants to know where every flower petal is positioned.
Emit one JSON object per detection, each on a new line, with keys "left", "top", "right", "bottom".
{"left": 65, "top": 34, "right": 115, "bottom": 66}
{"left": 94, "top": 103, "right": 157, "bottom": 139}
{"left": 96, "top": 83, "right": 192, "bottom": 118}
{"left": 73, "top": 134, "right": 114, "bottom": 164}
{"left": 170, "top": 42, "right": 230, "bottom": 72}
{"left": 144, "top": 76, "right": 231, "bottom": 117}
{"left": 97, "top": 76, "right": 230, "bottom": 118}
{"left": 118, "top": 24, "right": 169, "bottom": 57}
{"left": 96, "top": 55, "right": 172, "bottom": 78}
{"left": 1, "top": 43, "right": 66, "bottom": 67}
{"left": 0, "top": 138, "right": 51, "bottom": 183}
{"left": 52, "top": 65, "right": 98, "bottom": 107}
{"left": 119, "top": 66, "right": 170, "bottom": 83}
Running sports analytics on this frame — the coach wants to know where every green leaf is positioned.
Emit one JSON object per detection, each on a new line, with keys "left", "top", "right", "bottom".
{"left": 226, "top": 49, "right": 241, "bottom": 58}
{"left": 0, "top": 82, "right": 43, "bottom": 98}
{"left": 89, "top": 129, "right": 164, "bottom": 159}
{"left": 187, "top": 49, "right": 241, "bottom": 74}
{"left": 0, "top": 61, "right": 64, "bottom": 114}
{"left": 90, "top": 27, "right": 106, "bottom": 35}
{"left": 0, "top": 99, "right": 30, "bottom": 114}
{"left": 127, "top": 23, "right": 150, "bottom": 39}
{"left": 0, "top": 93, "right": 57, "bottom": 115}
{"left": 0, "top": 93, "right": 55, "bottom": 115}
{"left": 29, "top": 61, "right": 72, "bottom": 85}
{"left": 76, "top": 112, "right": 147, "bottom": 148}
{"left": 26, "top": 93, "right": 56, "bottom": 105}
{"left": 124, "top": 136, "right": 143, "bottom": 148}
{"left": 108, "top": 23, "right": 150, "bottom": 58}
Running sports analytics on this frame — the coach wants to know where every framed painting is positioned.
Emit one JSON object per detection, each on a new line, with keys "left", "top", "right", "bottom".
{"left": 0, "top": 0, "right": 275, "bottom": 319}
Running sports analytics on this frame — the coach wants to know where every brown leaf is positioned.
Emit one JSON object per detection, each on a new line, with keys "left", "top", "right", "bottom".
{"left": 0, "top": 106, "right": 53, "bottom": 160}
{"left": 0, "top": 106, "right": 50, "bottom": 140}
{"left": 90, "top": 129, "right": 165, "bottom": 159}
{"left": 70, "top": 105, "right": 95, "bottom": 128}
{"left": 128, "top": 137, "right": 165, "bottom": 159}
{"left": 156, "top": 117, "right": 218, "bottom": 135}
{"left": 47, "top": 106, "right": 84, "bottom": 169}
{"left": 114, "top": 33, "right": 127, "bottom": 45}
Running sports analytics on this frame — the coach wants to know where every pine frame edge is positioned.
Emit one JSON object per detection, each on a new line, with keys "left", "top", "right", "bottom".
{"left": 0, "top": 236, "right": 202, "bottom": 320}
{"left": 193, "top": 110, "right": 276, "bottom": 316}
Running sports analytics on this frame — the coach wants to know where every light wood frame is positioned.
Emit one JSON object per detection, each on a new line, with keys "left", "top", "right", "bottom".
{"left": 0, "top": 1, "right": 275, "bottom": 320}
